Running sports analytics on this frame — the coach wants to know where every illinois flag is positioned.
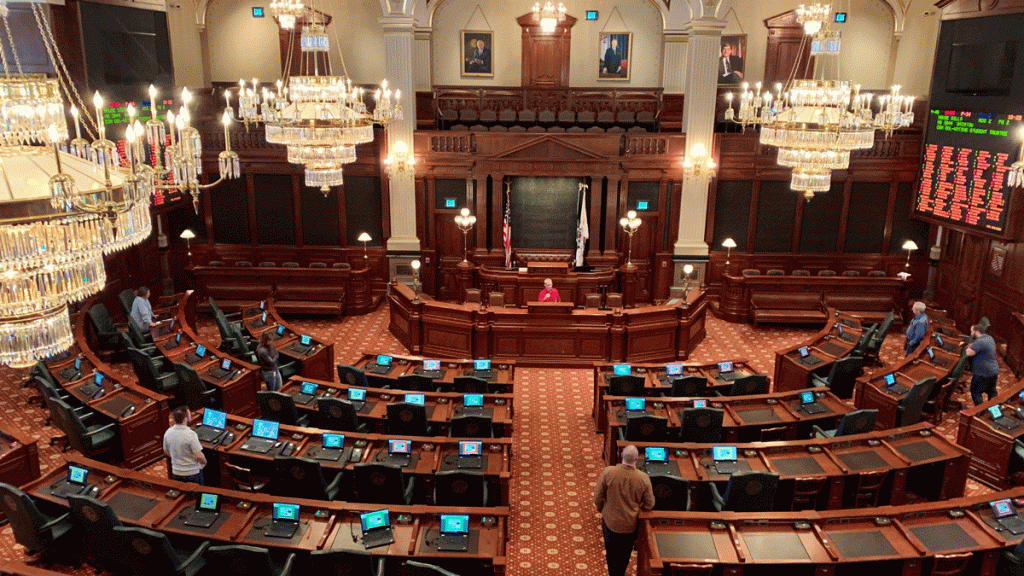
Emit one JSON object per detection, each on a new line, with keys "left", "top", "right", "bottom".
{"left": 575, "top": 182, "right": 589, "bottom": 267}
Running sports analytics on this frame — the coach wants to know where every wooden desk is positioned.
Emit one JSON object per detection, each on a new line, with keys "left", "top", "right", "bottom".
{"left": 25, "top": 456, "right": 508, "bottom": 575}
{"left": 0, "top": 412, "right": 39, "bottom": 487}
{"left": 279, "top": 376, "right": 514, "bottom": 437}
{"left": 478, "top": 264, "right": 614, "bottom": 307}
{"left": 854, "top": 330, "right": 963, "bottom": 429}
{"left": 957, "top": 377, "right": 1024, "bottom": 490}
{"left": 351, "top": 352, "right": 516, "bottom": 394}
{"left": 774, "top": 309, "right": 866, "bottom": 392}
{"left": 390, "top": 283, "right": 707, "bottom": 366}
{"left": 240, "top": 298, "right": 335, "bottom": 381}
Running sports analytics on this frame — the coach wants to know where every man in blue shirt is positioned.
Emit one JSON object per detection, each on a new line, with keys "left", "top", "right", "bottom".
{"left": 904, "top": 301, "right": 928, "bottom": 356}
{"left": 130, "top": 287, "right": 154, "bottom": 334}
{"left": 966, "top": 323, "right": 1000, "bottom": 405}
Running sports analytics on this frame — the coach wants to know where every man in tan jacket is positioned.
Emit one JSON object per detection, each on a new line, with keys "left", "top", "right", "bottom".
{"left": 594, "top": 445, "right": 655, "bottom": 576}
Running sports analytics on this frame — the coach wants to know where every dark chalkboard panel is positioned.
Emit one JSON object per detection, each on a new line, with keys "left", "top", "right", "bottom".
{"left": 254, "top": 174, "right": 295, "bottom": 245}
{"left": 210, "top": 176, "right": 249, "bottom": 245}
{"left": 713, "top": 181, "right": 752, "bottom": 251}
{"left": 891, "top": 181, "right": 929, "bottom": 253}
{"left": 345, "top": 176, "right": 383, "bottom": 246}
{"left": 845, "top": 182, "right": 890, "bottom": 253}
{"left": 435, "top": 179, "right": 467, "bottom": 210}
{"left": 301, "top": 187, "right": 340, "bottom": 246}
{"left": 627, "top": 181, "right": 660, "bottom": 212}
{"left": 799, "top": 182, "right": 844, "bottom": 253}
{"left": 754, "top": 182, "right": 797, "bottom": 253}
{"left": 509, "top": 177, "right": 582, "bottom": 250}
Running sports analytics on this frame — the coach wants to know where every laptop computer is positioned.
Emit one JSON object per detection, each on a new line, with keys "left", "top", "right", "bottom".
{"left": 926, "top": 347, "right": 950, "bottom": 367}
{"left": 208, "top": 358, "right": 232, "bottom": 380}
{"left": 195, "top": 409, "right": 228, "bottom": 443}
{"left": 348, "top": 388, "right": 367, "bottom": 411}
{"left": 404, "top": 393, "right": 425, "bottom": 406}
{"left": 388, "top": 438, "right": 413, "bottom": 467}
{"left": 51, "top": 465, "right": 92, "bottom": 499}
{"left": 797, "top": 346, "right": 822, "bottom": 366}
{"left": 421, "top": 359, "right": 443, "bottom": 380}
{"left": 290, "top": 334, "right": 314, "bottom": 355}
{"left": 665, "top": 364, "right": 683, "bottom": 377}
{"left": 438, "top": 514, "right": 471, "bottom": 552}
{"left": 366, "top": 354, "right": 394, "bottom": 375}
{"left": 461, "top": 393, "right": 484, "bottom": 416}
{"left": 612, "top": 364, "right": 632, "bottom": 376}
{"left": 936, "top": 334, "right": 957, "bottom": 353}
{"left": 882, "top": 373, "right": 909, "bottom": 395}
{"left": 470, "top": 359, "right": 495, "bottom": 381}
{"left": 270, "top": 324, "right": 287, "bottom": 341}
{"left": 265, "top": 503, "right": 301, "bottom": 538}
{"left": 251, "top": 312, "right": 268, "bottom": 328}
{"left": 989, "top": 405, "right": 1020, "bottom": 430}
{"left": 798, "top": 390, "right": 827, "bottom": 414}
{"left": 315, "top": 433, "right": 346, "bottom": 461}
{"left": 716, "top": 361, "right": 741, "bottom": 381}
{"left": 59, "top": 357, "right": 84, "bottom": 381}
{"left": 360, "top": 509, "right": 395, "bottom": 549}
{"left": 992, "top": 498, "right": 1024, "bottom": 534}
{"left": 184, "top": 344, "right": 207, "bottom": 365}
{"left": 692, "top": 399, "right": 708, "bottom": 408}
{"left": 644, "top": 446, "right": 673, "bottom": 475}
{"left": 712, "top": 445, "right": 739, "bottom": 475}
{"left": 457, "top": 440, "right": 483, "bottom": 469}
{"left": 164, "top": 331, "right": 184, "bottom": 351}
{"left": 79, "top": 371, "right": 104, "bottom": 398}
{"left": 182, "top": 493, "right": 222, "bottom": 528}
{"left": 240, "top": 419, "right": 280, "bottom": 454}
{"left": 292, "top": 382, "right": 318, "bottom": 405}
{"left": 624, "top": 397, "right": 646, "bottom": 416}
{"left": 836, "top": 323, "right": 857, "bottom": 343}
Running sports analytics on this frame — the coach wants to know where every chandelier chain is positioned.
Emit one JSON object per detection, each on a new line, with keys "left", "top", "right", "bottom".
{"left": 32, "top": 2, "right": 98, "bottom": 139}
{"left": 2, "top": 13, "right": 21, "bottom": 74}
{"left": 0, "top": 15, "right": 9, "bottom": 76}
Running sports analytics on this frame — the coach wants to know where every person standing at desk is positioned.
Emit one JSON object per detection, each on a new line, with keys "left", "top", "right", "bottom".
{"left": 905, "top": 301, "right": 928, "bottom": 356}
{"left": 163, "top": 406, "right": 206, "bottom": 485}
{"left": 966, "top": 323, "right": 1000, "bottom": 406}
{"left": 594, "top": 445, "right": 654, "bottom": 576}
{"left": 130, "top": 286, "right": 154, "bottom": 333}
{"left": 256, "top": 332, "right": 282, "bottom": 392}
{"left": 539, "top": 278, "right": 561, "bottom": 302}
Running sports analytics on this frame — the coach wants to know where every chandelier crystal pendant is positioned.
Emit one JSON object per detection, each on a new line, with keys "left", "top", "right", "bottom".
{"left": 532, "top": 0, "right": 567, "bottom": 33}
{"left": 269, "top": 0, "right": 304, "bottom": 29}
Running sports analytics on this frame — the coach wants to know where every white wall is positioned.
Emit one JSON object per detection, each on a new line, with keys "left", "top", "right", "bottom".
{"left": 429, "top": 0, "right": 664, "bottom": 87}
{"left": 165, "top": 0, "right": 205, "bottom": 88}
{"left": 892, "top": 0, "right": 942, "bottom": 96}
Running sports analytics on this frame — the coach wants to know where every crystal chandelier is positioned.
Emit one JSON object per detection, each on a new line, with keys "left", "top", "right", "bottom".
{"left": 723, "top": 3, "right": 915, "bottom": 200}
{"left": 269, "top": 0, "right": 304, "bottom": 29}
{"left": 533, "top": 0, "right": 567, "bottom": 33}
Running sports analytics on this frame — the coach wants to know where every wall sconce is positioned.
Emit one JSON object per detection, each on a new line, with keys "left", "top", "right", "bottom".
{"left": 180, "top": 229, "right": 195, "bottom": 265}
{"left": 722, "top": 237, "right": 737, "bottom": 266}
{"left": 411, "top": 259, "right": 421, "bottom": 303}
{"left": 384, "top": 141, "right": 416, "bottom": 179}
{"left": 358, "top": 232, "right": 372, "bottom": 263}
{"left": 455, "top": 208, "right": 477, "bottom": 264}
{"left": 619, "top": 210, "right": 642, "bottom": 265}
{"left": 682, "top": 143, "right": 717, "bottom": 181}
{"left": 902, "top": 239, "right": 918, "bottom": 269}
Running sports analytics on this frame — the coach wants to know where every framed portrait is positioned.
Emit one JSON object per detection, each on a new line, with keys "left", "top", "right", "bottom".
{"left": 598, "top": 32, "right": 631, "bottom": 81}
{"left": 461, "top": 30, "right": 493, "bottom": 78}
{"left": 717, "top": 34, "right": 747, "bottom": 85}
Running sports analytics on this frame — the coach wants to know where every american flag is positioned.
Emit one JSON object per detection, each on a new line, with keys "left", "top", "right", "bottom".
{"left": 503, "top": 184, "right": 512, "bottom": 268}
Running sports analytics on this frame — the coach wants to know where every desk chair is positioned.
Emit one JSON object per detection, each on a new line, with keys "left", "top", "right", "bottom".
{"left": 606, "top": 293, "right": 623, "bottom": 308}
{"left": 114, "top": 526, "right": 209, "bottom": 576}
{"left": 863, "top": 311, "right": 895, "bottom": 365}
{"left": 86, "top": 303, "right": 125, "bottom": 357}
{"left": 1001, "top": 540, "right": 1024, "bottom": 576}
{"left": 450, "top": 414, "right": 494, "bottom": 438}
{"left": 46, "top": 397, "right": 119, "bottom": 461}
{"left": 67, "top": 494, "right": 122, "bottom": 573}
{"left": 258, "top": 391, "right": 311, "bottom": 427}
{"left": 0, "top": 483, "right": 76, "bottom": 566}
{"left": 650, "top": 474, "right": 689, "bottom": 511}
{"left": 925, "top": 354, "right": 968, "bottom": 424}
{"left": 619, "top": 414, "right": 668, "bottom": 442}
{"left": 128, "top": 347, "right": 179, "bottom": 396}
{"left": 722, "top": 374, "right": 768, "bottom": 396}
{"left": 668, "top": 376, "right": 707, "bottom": 397}
{"left": 453, "top": 376, "right": 489, "bottom": 394}
{"left": 435, "top": 470, "right": 488, "bottom": 507}
{"left": 336, "top": 364, "right": 370, "bottom": 387}
{"left": 585, "top": 293, "right": 602, "bottom": 308}
{"left": 679, "top": 408, "right": 724, "bottom": 443}
{"left": 309, "top": 550, "right": 385, "bottom": 576}
{"left": 174, "top": 363, "right": 219, "bottom": 411}
{"left": 316, "top": 398, "right": 367, "bottom": 433}
{"left": 353, "top": 462, "right": 416, "bottom": 505}
{"left": 119, "top": 289, "right": 136, "bottom": 317}
{"left": 269, "top": 456, "right": 344, "bottom": 501}
{"left": 709, "top": 471, "right": 779, "bottom": 512}
{"left": 464, "top": 288, "right": 482, "bottom": 304}
{"left": 398, "top": 374, "right": 440, "bottom": 393}
{"left": 387, "top": 402, "right": 433, "bottom": 436}
{"left": 895, "top": 377, "right": 937, "bottom": 427}
{"left": 811, "top": 356, "right": 863, "bottom": 399}
{"left": 202, "top": 545, "right": 296, "bottom": 576}
{"left": 851, "top": 323, "right": 878, "bottom": 357}
{"left": 930, "top": 553, "right": 974, "bottom": 576}
{"left": 224, "top": 462, "right": 269, "bottom": 492}
{"left": 404, "top": 561, "right": 460, "bottom": 576}
{"left": 812, "top": 408, "right": 878, "bottom": 438}
{"left": 790, "top": 476, "right": 827, "bottom": 511}
{"left": 852, "top": 469, "right": 888, "bottom": 508}
{"left": 609, "top": 375, "right": 645, "bottom": 396}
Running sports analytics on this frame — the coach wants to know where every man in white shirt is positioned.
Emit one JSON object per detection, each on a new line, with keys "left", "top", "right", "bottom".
{"left": 163, "top": 405, "right": 206, "bottom": 484}
{"left": 130, "top": 286, "right": 154, "bottom": 334}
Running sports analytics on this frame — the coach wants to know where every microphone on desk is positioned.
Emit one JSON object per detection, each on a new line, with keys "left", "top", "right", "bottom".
{"left": 350, "top": 517, "right": 359, "bottom": 543}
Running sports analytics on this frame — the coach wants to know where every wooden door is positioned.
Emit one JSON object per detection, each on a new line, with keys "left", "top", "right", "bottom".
{"left": 763, "top": 11, "right": 814, "bottom": 88}
{"left": 517, "top": 13, "right": 576, "bottom": 88}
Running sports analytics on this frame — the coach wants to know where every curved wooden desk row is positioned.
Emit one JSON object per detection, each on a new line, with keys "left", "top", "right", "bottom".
{"left": 279, "top": 376, "right": 514, "bottom": 438}
{"left": 476, "top": 264, "right": 617, "bottom": 307}
{"left": 389, "top": 283, "right": 707, "bottom": 366}
{"left": 0, "top": 411, "right": 40, "bottom": 487}
{"left": 637, "top": 487, "right": 1024, "bottom": 576}
{"left": 193, "top": 409, "right": 513, "bottom": 507}
{"left": 854, "top": 328, "right": 965, "bottom": 429}
{"left": 236, "top": 298, "right": 336, "bottom": 381}
{"left": 350, "top": 352, "right": 517, "bottom": 393}
{"left": 613, "top": 422, "right": 969, "bottom": 510}
{"left": 774, "top": 309, "right": 868, "bottom": 392}
{"left": 592, "top": 359, "right": 768, "bottom": 432}
{"left": 600, "top": 389, "right": 854, "bottom": 465}
{"left": 958, "top": 376, "right": 1024, "bottom": 490}
{"left": 24, "top": 455, "right": 509, "bottom": 575}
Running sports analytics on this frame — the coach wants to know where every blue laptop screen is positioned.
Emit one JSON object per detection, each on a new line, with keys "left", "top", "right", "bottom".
{"left": 990, "top": 406, "right": 1004, "bottom": 419}
{"left": 625, "top": 397, "right": 645, "bottom": 411}
{"left": 74, "top": 357, "right": 83, "bottom": 369}
{"left": 936, "top": 334, "right": 944, "bottom": 346}
{"left": 301, "top": 382, "right": 318, "bottom": 395}
{"left": 423, "top": 359, "right": 441, "bottom": 371}
{"left": 67, "top": 465, "right": 88, "bottom": 484}
{"left": 645, "top": 447, "right": 668, "bottom": 462}
{"left": 93, "top": 372, "right": 104, "bottom": 385}
{"left": 389, "top": 439, "right": 412, "bottom": 454}
{"left": 272, "top": 503, "right": 299, "bottom": 521}
{"left": 276, "top": 325, "right": 286, "bottom": 335}
{"left": 322, "top": 433, "right": 344, "bottom": 448}
{"left": 693, "top": 399, "right": 707, "bottom": 408}
{"left": 197, "top": 493, "right": 219, "bottom": 512}
{"left": 464, "top": 393, "right": 484, "bottom": 407}
{"left": 349, "top": 388, "right": 367, "bottom": 401}
{"left": 459, "top": 440, "right": 482, "bottom": 456}
{"left": 665, "top": 364, "right": 683, "bottom": 376}
{"left": 220, "top": 359, "right": 232, "bottom": 371}
{"left": 261, "top": 312, "right": 267, "bottom": 324}
{"left": 474, "top": 359, "right": 491, "bottom": 371}
{"left": 300, "top": 334, "right": 312, "bottom": 346}
{"left": 798, "top": 346, "right": 810, "bottom": 357}
{"left": 717, "top": 361, "right": 734, "bottom": 374}
{"left": 712, "top": 446, "right": 737, "bottom": 461}
{"left": 799, "top": 391, "right": 815, "bottom": 404}
{"left": 883, "top": 373, "right": 896, "bottom": 387}
{"left": 196, "top": 345, "right": 206, "bottom": 357}
{"left": 202, "top": 409, "right": 227, "bottom": 429}
{"left": 613, "top": 364, "right": 631, "bottom": 376}
{"left": 404, "top": 394, "right": 425, "bottom": 405}
{"left": 360, "top": 509, "right": 390, "bottom": 532}
{"left": 175, "top": 332, "right": 183, "bottom": 344}
{"left": 440, "top": 514, "right": 469, "bottom": 535}
{"left": 376, "top": 354, "right": 393, "bottom": 366}
{"left": 252, "top": 419, "right": 279, "bottom": 439}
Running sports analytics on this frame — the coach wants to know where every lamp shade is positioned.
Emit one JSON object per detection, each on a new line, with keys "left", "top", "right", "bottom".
{"left": 357, "top": 232, "right": 372, "bottom": 242}
{"left": 722, "top": 238, "right": 737, "bottom": 249}
{"left": 179, "top": 229, "right": 195, "bottom": 240}
{"left": 902, "top": 240, "right": 918, "bottom": 251}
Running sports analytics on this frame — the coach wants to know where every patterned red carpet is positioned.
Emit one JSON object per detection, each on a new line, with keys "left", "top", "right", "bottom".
{"left": 0, "top": 304, "right": 1009, "bottom": 575}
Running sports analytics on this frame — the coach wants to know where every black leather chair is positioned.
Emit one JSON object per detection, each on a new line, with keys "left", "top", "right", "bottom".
{"left": 174, "top": 362, "right": 219, "bottom": 411}
{"left": 679, "top": 408, "right": 724, "bottom": 443}
{"left": 258, "top": 391, "right": 311, "bottom": 427}
{"left": 609, "top": 375, "right": 645, "bottom": 396}
{"left": 811, "top": 356, "right": 863, "bottom": 399}
{"left": 404, "top": 561, "right": 460, "bottom": 576}
{"left": 452, "top": 376, "right": 489, "bottom": 393}
{"left": 434, "top": 470, "right": 488, "bottom": 506}
{"left": 0, "top": 483, "right": 76, "bottom": 565}
{"left": 619, "top": 414, "right": 668, "bottom": 442}
{"left": 46, "top": 397, "right": 119, "bottom": 460}
{"left": 710, "top": 471, "right": 780, "bottom": 512}
{"left": 851, "top": 323, "right": 878, "bottom": 357}
{"left": 119, "top": 288, "right": 137, "bottom": 317}
{"left": 649, "top": 474, "right": 690, "bottom": 511}
{"left": 449, "top": 415, "right": 493, "bottom": 438}
{"left": 316, "top": 398, "right": 366, "bottom": 432}
{"left": 896, "top": 377, "right": 937, "bottom": 427}
{"left": 724, "top": 374, "right": 769, "bottom": 396}
{"left": 308, "top": 549, "right": 385, "bottom": 576}
{"left": 353, "top": 462, "right": 415, "bottom": 505}
{"left": 269, "top": 456, "right": 343, "bottom": 501}
{"left": 397, "top": 374, "right": 438, "bottom": 392}
{"left": 128, "top": 347, "right": 179, "bottom": 395}
{"left": 336, "top": 364, "right": 370, "bottom": 387}
{"left": 386, "top": 402, "right": 433, "bottom": 436}
{"left": 925, "top": 354, "right": 969, "bottom": 423}
{"left": 67, "top": 494, "right": 122, "bottom": 573}
{"left": 202, "top": 544, "right": 296, "bottom": 576}
{"left": 222, "top": 322, "right": 257, "bottom": 363}
{"left": 668, "top": 376, "right": 707, "bottom": 397}
{"left": 86, "top": 303, "right": 125, "bottom": 355}
{"left": 813, "top": 408, "right": 878, "bottom": 438}
{"left": 126, "top": 320, "right": 156, "bottom": 348}
{"left": 863, "top": 312, "right": 895, "bottom": 364}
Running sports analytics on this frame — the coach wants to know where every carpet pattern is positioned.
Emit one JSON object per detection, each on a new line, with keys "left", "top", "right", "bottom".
{"left": 0, "top": 306, "right": 1011, "bottom": 575}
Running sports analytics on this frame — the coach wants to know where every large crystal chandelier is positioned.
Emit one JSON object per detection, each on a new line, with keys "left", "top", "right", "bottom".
{"left": 532, "top": 0, "right": 567, "bottom": 33}
{"left": 723, "top": 3, "right": 915, "bottom": 200}
{"left": 269, "top": 0, "right": 304, "bottom": 29}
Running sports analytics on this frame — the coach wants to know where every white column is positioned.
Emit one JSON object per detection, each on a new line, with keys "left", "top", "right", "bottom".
{"left": 662, "top": 33, "right": 688, "bottom": 96}
{"left": 413, "top": 29, "right": 432, "bottom": 92}
{"left": 381, "top": 16, "right": 420, "bottom": 253}
{"left": 674, "top": 18, "right": 724, "bottom": 257}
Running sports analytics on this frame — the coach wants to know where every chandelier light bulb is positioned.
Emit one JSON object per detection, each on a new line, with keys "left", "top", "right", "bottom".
{"left": 181, "top": 87, "right": 192, "bottom": 105}
{"left": 149, "top": 84, "right": 157, "bottom": 102}
{"left": 691, "top": 143, "right": 706, "bottom": 159}
{"left": 125, "top": 125, "right": 135, "bottom": 143}
{"left": 47, "top": 124, "right": 60, "bottom": 144}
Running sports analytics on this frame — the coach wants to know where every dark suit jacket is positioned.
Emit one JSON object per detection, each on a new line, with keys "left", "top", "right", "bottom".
{"left": 604, "top": 47, "right": 622, "bottom": 74}
{"left": 719, "top": 55, "right": 744, "bottom": 83}
{"left": 467, "top": 48, "right": 491, "bottom": 73}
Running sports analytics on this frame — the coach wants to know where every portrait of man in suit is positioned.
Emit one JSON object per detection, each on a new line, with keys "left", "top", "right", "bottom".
{"left": 718, "top": 35, "right": 746, "bottom": 84}
{"left": 599, "top": 33, "right": 631, "bottom": 80}
{"left": 462, "top": 31, "right": 493, "bottom": 77}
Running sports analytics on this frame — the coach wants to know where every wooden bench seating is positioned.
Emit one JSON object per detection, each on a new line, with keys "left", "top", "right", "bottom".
{"left": 823, "top": 292, "right": 902, "bottom": 324}
{"left": 193, "top": 264, "right": 378, "bottom": 316}
{"left": 750, "top": 292, "right": 827, "bottom": 325}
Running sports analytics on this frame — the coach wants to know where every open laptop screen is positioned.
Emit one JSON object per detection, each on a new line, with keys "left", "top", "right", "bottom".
{"left": 989, "top": 406, "right": 1004, "bottom": 419}
{"left": 67, "top": 465, "right": 88, "bottom": 485}
{"left": 474, "top": 359, "right": 491, "bottom": 371}
{"left": 361, "top": 509, "right": 390, "bottom": 532}
{"left": 349, "top": 388, "right": 367, "bottom": 402}
{"left": 799, "top": 391, "right": 815, "bottom": 405}
{"left": 300, "top": 334, "right": 312, "bottom": 346}
{"left": 459, "top": 440, "right": 482, "bottom": 456}
{"left": 220, "top": 359, "right": 232, "bottom": 372}
{"left": 645, "top": 447, "right": 668, "bottom": 462}
{"left": 717, "top": 361, "right": 734, "bottom": 374}
{"left": 196, "top": 493, "right": 220, "bottom": 513}
{"left": 252, "top": 419, "right": 279, "bottom": 440}
{"left": 388, "top": 439, "right": 412, "bottom": 455}
{"left": 625, "top": 397, "right": 645, "bottom": 412}
{"left": 322, "top": 433, "right": 344, "bottom": 449}
{"left": 992, "top": 498, "right": 1017, "bottom": 519}
{"left": 665, "top": 364, "right": 683, "bottom": 376}
{"left": 404, "top": 394, "right": 425, "bottom": 406}
{"left": 440, "top": 514, "right": 469, "bottom": 535}
{"left": 300, "top": 382, "right": 318, "bottom": 395}
{"left": 376, "top": 354, "right": 393, "bottom": 366}
{"left": 712, "top": 446, "right": 737, "bottom": 461}
{"left": 272, "top": 503, "right": 300, "bottom": 521}
{"left": 692, "top": 399, "right": 707, "bottom": 408}
{"left": 464, "top": 394, "right": 484, "bottom": 407}
{"left": 195, "top": 345, "right": 207, "bottom": 357}
{"left": 423, "top": 359, "right": 441, "bottom": 371}
{"left": 798, "top": 346, "right": 810, "bottom": 358}
{"left": 202, "top": 409, "right": 227, "bottom": 430}
{"left": 883, "top": 373, "right": 897, "bottom": 387}
{"left": 94, "top": 372, "right": 104, "bottom": 385}
{"left": 612, "top": 364, "right": 631, "bottom": 376}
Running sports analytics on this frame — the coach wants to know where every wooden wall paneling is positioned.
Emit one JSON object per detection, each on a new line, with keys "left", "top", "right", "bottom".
{"left": 246, "top": 172, "right": 258, "bottom": 247}
{"left": 588, "top": 174, "right": 603, "bottom": 258}
{"left": 605, "top": 176, "right": 622, "bottom": 255}
{"left": 657, "top": 178, "right": 669, "bottom": 252}
{"left": 883, "top": 180, "right": 898, "bottom": 253}
{"left": 837, "top": 179, "right": 852, "bottom": 253}
{"left": 473, "top": 176, "right": 485, "bottom": 258}
{"left": 792, "top": 190, "right": 805, "bottom": 253}
{"left": 747, "top": 180, "right": 760, "bottom": 252}
{"left": 417, "top": 176, "right": 429, "bottom": 247}
{"left": 291, "top": 175, "right": 303, "bottom": 246}
{"left": 202, "top": 173, "right": 215, "bottom": 246}
{"left": 616, "top": 177, "right": 630, "bottom": 262}
{"left": 337, "top": 183, "right": 348, "bottom": 247}
{"left": 763, "top": 11, "right": 815, "bottom": 87}
{"left": 489, "top": 174, "right": 505, "bottom": 258}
